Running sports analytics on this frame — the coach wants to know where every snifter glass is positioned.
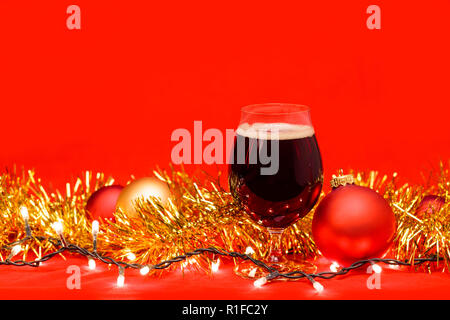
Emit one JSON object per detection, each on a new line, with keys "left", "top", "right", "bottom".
{"left": 228, "top": 103, "right": 323, "bottom": 276}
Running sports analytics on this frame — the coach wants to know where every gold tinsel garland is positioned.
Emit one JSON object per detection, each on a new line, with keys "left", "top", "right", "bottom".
{"left": 0, "top": 163, "right": 449, "bottom": 272}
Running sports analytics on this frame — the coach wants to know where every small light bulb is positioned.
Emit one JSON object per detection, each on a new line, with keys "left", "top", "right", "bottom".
{"left": 248, "top": 268, "right": 257, "bottom": 278}
{"left": 52, "top": 220, "right": 67, "bottom": 247}
{"left": 11, "top": 245, "right": 22, "bottom": 257}
{"left": 126, "top": 252, "right": 136, "bottom": 261}
{"left": 245, "top": 246, "right": 255, "bottom": 255}
{"left": 330, "top": 262, "right": 340, "bottom": 272}
{"left": 140, "top": 266, "right": 150, "bottom": 275}
{"left": 117, "top": 274, "right": 125, "bottom": 288}
{"left": 211, "top": 259, "right": 220, "bottom": 273}
{"left": 372, "top": 263, "right": 382, "bottom": 274}
{"left": 313, "top": 281, "right": 324, "bottom": 293}
{"left": 117, "top": 267, "right": 125, "bottom": 288}
{"left": 253, "top": 276, "right": 267, "bottom": 288}
{"left": 52, "top": 221, "right": 63, "bottom": 235}
{"left": 92, "top": 220, "right": 99, "bottom": 236}
{"left": 88, "top": 258, "right": 96, "bottom": 270}
{"left": 389, "top": 264, "right": 400, "bottom": 270}
{"left": 20, "top": 206, "right": 29, "bottom": 220}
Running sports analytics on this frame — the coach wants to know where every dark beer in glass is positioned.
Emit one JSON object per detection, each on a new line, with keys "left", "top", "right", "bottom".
{"left": 228, "top": 104, "right": 323, "bottom": 272}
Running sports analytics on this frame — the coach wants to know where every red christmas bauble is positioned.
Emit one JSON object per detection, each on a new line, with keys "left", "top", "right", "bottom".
{"left": 312, "top": 184, "right": 396, "bottom": 266}
{"left": 414, "top": 195, "right": 446, "bottom": 258}
{"left": 416, "top": 195, "right": 445, "bottom": 218}
{"left": 86, "top": 185, "right": 124, "bottom": 222}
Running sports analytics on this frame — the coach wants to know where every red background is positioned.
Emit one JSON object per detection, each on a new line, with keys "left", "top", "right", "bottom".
{"left": 0, "top": 1, "right": 449, "bottom": 299}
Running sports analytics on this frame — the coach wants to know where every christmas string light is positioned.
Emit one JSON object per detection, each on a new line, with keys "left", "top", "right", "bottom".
{"left": 7, "top": 245, "right": 22, "bottom": 261}
{"left": 253, "top": 276, "right": 268, "bottom": 288}
{"left": 0, "top": 232, "right": 443, "bottom": 288}
{"left": 388, "top": 264, "right": 400, "bottom": 270}
{"left": 248, "top": 268, "right": 258, "bottom": 278}
{"left": 312, "top": 280, "right": 324, "bottom": 293}
{"left": 245, "top": 247, "right": 255, "bottom": 255}
{"left": 20, "top": 206, "right": 32, "bottom": 237}
{"left": 52, "top": 221, "right": 67, "bottom": 247}
{"left": 140, "top": 265, "right": 151, "bottom": 276}
{"left": 88, "top": 220, "right": 100, "bottom": 269}
{"left": 253, "top": 271, "right": 282, "bottom": 288}
{"left": 0, "top": 165, "right": 448, "bottom": 289}
{"left": 370, "top": 261, "right": 382, "bottom": 274}
{"left": 0, "top": 166, "right": 448, "bottom": 278}
{"left": 329, "top": 262, "right": 340, "bottom": 272}
{"left": 117, "top": 266, "right": 125, "bottom": 288}
{"left": 211, "top": 259, "right": 220, "bottom": 272}
{"left": 127, "top": 252, "right": 137, "bottom": 261}
{"left": 92, "top": 220, "right": 99, "bottom": 252}
{"left": 88, "top": 258, "right": 96, "bottom": 270}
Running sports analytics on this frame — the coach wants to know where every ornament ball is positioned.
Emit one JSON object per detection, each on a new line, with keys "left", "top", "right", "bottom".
{"left": 116, "top": 177, "right": 170, "bottom": 218}
{"left": 312, "top": 184, "right": 396, "bottom": 266}
{"left": 416, "top": 195, "right": 445, "bottom": 218}
{"left": 86, "top": 185, "right": 124, "bottom": 222}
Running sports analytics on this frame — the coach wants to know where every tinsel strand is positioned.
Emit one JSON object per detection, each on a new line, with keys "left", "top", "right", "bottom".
{"left": 1, "top": 162, "right": 449, "bottom": 272}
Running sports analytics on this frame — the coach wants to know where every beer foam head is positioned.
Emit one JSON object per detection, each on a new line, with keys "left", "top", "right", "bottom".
{"left": 236, "top": 122, "right": 315, "bottom": 140}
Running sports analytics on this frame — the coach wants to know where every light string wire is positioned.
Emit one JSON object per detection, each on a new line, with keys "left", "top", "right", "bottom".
{"left": 1, "top": 164, "right": 448, "bottom": 291}
{"left": 0, "top": 231, "right": 441, "bottom": 290}
{"left": 1, "top": 165, "right": 448, "bottom": 280}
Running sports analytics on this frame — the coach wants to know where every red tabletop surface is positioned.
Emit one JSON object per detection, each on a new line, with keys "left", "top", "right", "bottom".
{"left": 0, "top": 1, "right": 449, "bottom": 299}
{"left": 1, "top": 255, "right": 449, "bottom": 300}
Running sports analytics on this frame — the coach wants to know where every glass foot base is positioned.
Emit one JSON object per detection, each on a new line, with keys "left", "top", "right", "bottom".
{"left": 234, "top": 254, "right": 317, "bottom": 280}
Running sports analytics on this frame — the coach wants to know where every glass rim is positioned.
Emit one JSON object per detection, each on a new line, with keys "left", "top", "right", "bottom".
{"left": 241, "top": 103, "right": 310, "bottom": 115}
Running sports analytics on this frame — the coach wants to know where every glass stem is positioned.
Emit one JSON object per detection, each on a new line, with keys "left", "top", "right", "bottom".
{"left": 267, "top": 227, "right": 284, "bottom": 264}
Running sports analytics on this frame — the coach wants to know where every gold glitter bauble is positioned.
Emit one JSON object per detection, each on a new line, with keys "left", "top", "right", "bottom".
{"left": 116, "top": 177, "right": 169, "bottom": 218}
